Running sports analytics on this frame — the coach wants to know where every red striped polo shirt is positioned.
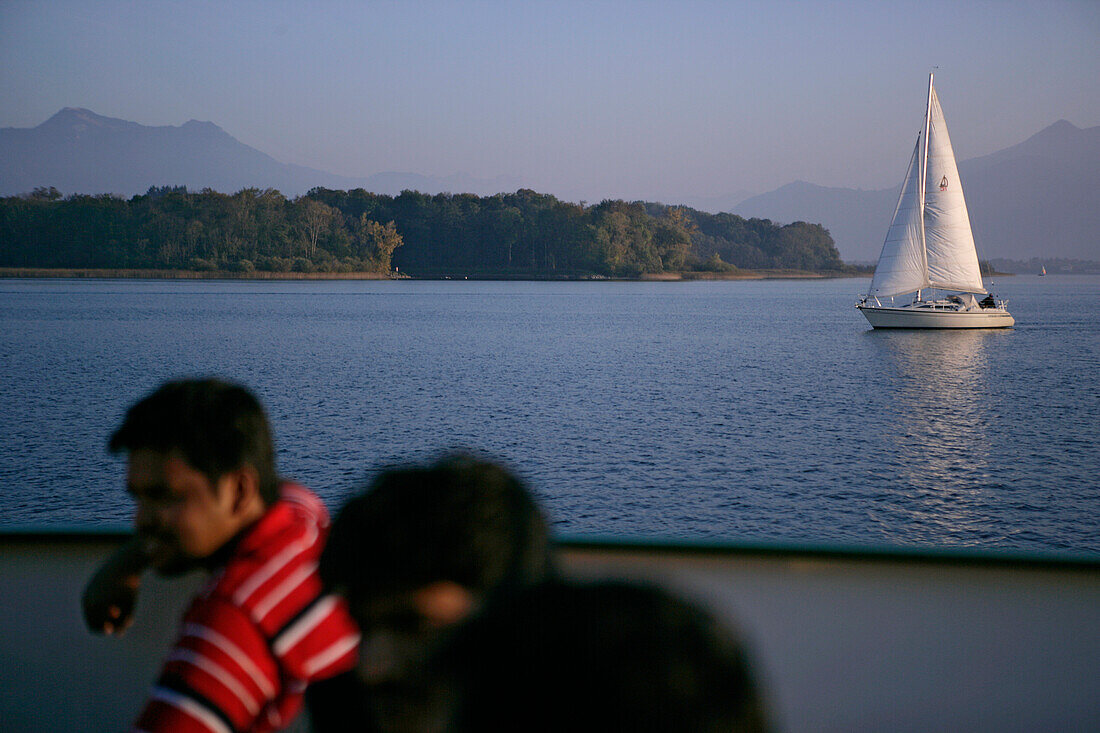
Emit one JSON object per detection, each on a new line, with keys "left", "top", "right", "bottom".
{"left": 134, "top": 483, "right": 360, "bottom": 733}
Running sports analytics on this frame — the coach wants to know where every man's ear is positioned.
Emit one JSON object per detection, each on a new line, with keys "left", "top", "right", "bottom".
{"left": 414, "top": 581, "right": 477, "bottom": 629}
{"left": 224, "top": 465, "right": 263, "bottom": 517}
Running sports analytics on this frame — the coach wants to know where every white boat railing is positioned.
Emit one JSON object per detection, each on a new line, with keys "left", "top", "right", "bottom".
{"left": 2, "top": 529, "right": 1098, "bottom": 732}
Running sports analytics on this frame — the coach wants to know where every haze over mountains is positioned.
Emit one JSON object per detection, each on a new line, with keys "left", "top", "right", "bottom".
{"left": 1, "top": 108, "right": 1096, "bottom": 262}
{"left": 727, "top": 120, "right": 1100, "bottom": 262}
{"left": 0, "top": 108, "right": 519, "bottom": 203}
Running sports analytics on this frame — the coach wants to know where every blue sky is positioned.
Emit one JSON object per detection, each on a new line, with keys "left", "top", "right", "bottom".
{"left": 2, "top": 0, "right": 1098, "bottom": 203}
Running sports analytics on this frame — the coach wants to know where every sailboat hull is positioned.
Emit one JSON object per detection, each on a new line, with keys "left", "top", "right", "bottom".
{"left": 857, "top": 304, "right": 1014, "bottom": 329}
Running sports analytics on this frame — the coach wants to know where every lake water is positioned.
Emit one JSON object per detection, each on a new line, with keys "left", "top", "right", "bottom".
{"left": 1, "top": 275, "right": 1098, "bottom": 557}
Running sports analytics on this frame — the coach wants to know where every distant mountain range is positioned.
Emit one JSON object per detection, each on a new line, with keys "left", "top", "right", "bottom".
{"left": 730, "top": 120, "right": 1100, "bottom": 261}
{"left": 2, "top": 109, "right": 1097, "bottom": 261}
{"left": 0, "top": 108, "right": 519, "bottom": 200}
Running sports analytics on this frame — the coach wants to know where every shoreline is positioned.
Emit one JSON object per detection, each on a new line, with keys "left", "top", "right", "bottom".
{"left": 0, "top": 268, "right": 395, "bottom": 281}
{"left": 0, "top": 267, "right": 869, "bottom": 282}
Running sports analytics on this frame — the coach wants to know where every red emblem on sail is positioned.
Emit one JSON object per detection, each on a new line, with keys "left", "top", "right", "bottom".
{"left": 939, "top": 176, "right": 949, "bottom": 191}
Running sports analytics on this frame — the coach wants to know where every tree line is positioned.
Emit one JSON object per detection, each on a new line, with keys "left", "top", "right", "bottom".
{"left": 0, "top": 185, "right": 854, "bottom": 276}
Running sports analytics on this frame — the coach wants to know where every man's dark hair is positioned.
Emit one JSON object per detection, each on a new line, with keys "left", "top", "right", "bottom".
{"left": 320, "top": 454, "right": 552, "bottom": 599}
{"left": 438, "top": 579, "right": 769, "bottom": 732}
{"left": 109, "top": 378, "right": 279, "bottom": 504}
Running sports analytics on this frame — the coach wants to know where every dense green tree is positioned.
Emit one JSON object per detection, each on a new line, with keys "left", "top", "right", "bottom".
{"left": 350, "top": 216, "right": 403, "bottom": 270}
{"left": 0, "top": 186, "right": 852, "bottom": 275}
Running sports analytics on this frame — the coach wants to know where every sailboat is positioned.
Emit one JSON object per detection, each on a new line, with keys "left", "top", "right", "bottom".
{"left": 857, "top": 74, "right": 1013, "bottom": 329}
{"left": 1039, "top": 265, "right": 1047, "bottom": 276}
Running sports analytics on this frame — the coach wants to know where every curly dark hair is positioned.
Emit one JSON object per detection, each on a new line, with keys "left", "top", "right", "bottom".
{"left": 320, "top": 453, "right": 552, "bottom": 599}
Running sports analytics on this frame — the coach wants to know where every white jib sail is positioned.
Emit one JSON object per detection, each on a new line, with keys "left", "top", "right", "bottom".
{"left": 868, "top": 138, "right": 929, "bottom": 298}
{"left": 923, "top": 87, "right": 987, "bottom": 294}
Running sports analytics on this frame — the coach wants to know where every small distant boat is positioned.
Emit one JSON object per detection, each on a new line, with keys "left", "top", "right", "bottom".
{"left": 1039, "top": 265, "right": 1047, "bottom": 276}
{"left": 857, "top": 74, "right": 1013, "bottom": 329}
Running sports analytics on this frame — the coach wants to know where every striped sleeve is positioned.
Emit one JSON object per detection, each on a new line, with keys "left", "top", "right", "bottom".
{"left": 134, "top": 599, "right": 279, "bottom": 733}
{"left": 278, "top": 484, "right": 330, "bottom": 530}
{"left": 271, "top": 593, "right": 360, "bottom": 680}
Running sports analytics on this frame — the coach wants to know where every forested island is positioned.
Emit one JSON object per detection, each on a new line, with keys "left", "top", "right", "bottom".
{"left": 0, "top": 186, "right": 861, "bottom": 278}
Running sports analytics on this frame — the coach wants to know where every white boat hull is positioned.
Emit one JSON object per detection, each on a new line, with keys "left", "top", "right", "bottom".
{"left": 857, "top": 304, "right": 1014, "bottom": 329}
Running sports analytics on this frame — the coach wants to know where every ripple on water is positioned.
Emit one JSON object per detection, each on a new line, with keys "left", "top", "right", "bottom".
{"left": 1, "top": 278, "right": 1098, "bottom": 555}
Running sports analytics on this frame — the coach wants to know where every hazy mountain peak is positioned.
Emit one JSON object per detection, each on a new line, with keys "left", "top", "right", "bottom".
{"left": 966, "top": 119, "right": 1099, "bottom": 176}
{"left": 55, "top": 107, "right": 99, "bottom": 120}
{"left": 39, "top": 107, "right": 131, "bottom": 132}
{"left": 776, "top": 180, "right": 818, "bottom": 192}
{"left": 1013, "top": 119, "right": 1078, "bottom": 146}
{"left": 182, "top": 119, "right": 221, "bottom": 132}
{"left": 1044, "top": 119, "right": 1078, "bottom": 133}
{"left": 1016, "top": 119, "right": 1087, "bottom": 149}
{"left": 0, "top": 108, "right": 525, "bottom": 200}
{"left": 57, "top": 106, "right": 95, "bottom": 117}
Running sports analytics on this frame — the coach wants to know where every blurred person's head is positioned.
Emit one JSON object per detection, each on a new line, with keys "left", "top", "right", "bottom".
{"left": 438, "top": 578, "right": 769, "bottom": 733}
{"left": 109, "top": 378, "right": 277, "bottom": 575}
{"left": 319, "top": 453, "right": 553, "bottom": 731}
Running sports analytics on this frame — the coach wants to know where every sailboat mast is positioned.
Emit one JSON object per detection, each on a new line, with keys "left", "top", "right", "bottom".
{"left": 921, "top": 73, "right": 933, "bottom": 205}
{"left": 918, "top": 72, "right": 934, "bottom": 301}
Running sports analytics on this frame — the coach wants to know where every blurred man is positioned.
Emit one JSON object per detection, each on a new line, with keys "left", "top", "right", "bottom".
{"left": 313, "top": 453, "right": 553, "bottom": 732}
{"left": 439, "top": 578, "right": 770, "bottom": 732}
{"left": 83, "top": 378, "right": 359, "bottom": 732}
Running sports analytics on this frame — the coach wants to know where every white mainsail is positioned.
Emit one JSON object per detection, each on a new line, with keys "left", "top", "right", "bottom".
{"left": 867, "top": 138, "right": 929, "bottom": 298}
{"left": 923, "top": 86, "right": 986, "bottom": 294}
{"left": 867, "top": 74, "right": 987, "bottom": 299}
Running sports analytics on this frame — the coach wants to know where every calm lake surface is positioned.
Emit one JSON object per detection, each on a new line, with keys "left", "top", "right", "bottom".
{"left": 1, "top": 275, "right": 1098, "bottom": 556}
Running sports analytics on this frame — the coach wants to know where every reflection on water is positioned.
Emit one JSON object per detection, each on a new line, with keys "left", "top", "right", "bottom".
{"left": 866, "top": 329, "right": 1012, "bottom": 541}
